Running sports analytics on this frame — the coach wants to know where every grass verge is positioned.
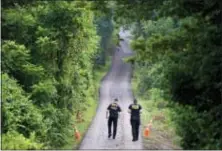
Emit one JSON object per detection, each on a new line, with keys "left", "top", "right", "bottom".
{"left": 62, "top": 56, "right": 112, "bottom": 149}
{"left": 131, "top": 75, "right": 181, "bottom": 150}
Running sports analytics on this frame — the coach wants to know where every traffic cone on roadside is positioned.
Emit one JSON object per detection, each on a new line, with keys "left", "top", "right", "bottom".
{"left": 144, "top": 119, "right": 153, "bottom": 137}
{"left": 74, "top": 125, "right": 81, "bottom": 141}
{"left": 144, "top": 127, "right": 150, "bottom": 137}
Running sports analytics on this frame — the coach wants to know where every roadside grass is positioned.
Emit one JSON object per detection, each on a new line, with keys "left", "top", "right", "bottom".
{"left": 62, "top": 56, "right": 112, "bottom": 149}
{"left": 131, "top": 77, "right": 181, "bottom": 149}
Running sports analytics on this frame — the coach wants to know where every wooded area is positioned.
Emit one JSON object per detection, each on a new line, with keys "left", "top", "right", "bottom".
{"left": 2, "top": 1, "right": 114, "bottom": 149}
{"left": 114, "top": 0, "right": 222, "bottom": 149}
{"left": 1, "top": 0, "right": 222, "bottom": 150}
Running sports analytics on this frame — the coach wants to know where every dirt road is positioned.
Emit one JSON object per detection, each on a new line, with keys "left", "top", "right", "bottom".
{"left": 79, "top": 36, "right": 143, "bottom": 149}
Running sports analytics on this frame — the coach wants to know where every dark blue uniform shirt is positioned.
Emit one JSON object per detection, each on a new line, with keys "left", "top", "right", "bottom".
{"left": 129, "top": 104, "right": 142, "bottom": 120}
{"left": 107, "top": 103, "right": 121, "bottom": 118}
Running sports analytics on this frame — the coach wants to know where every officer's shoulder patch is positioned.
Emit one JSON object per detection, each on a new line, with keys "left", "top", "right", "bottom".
{"left": 111, "top": 103, "right": 117, "bottom": 107}
{"left": 132, "top": 104, "right": 139, "bottom": 109}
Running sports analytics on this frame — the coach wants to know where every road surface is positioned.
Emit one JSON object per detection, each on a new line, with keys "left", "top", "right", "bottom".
{"left": 79, "top": 31, "right": 143, "bottom": 149}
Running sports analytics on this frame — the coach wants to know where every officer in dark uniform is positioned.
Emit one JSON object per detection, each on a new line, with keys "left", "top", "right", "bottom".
{"left": 128, "top": 99, "right": 142, "bottom": 141}
{"left": 106, "top": 98, "right": 122, "bottom": 139}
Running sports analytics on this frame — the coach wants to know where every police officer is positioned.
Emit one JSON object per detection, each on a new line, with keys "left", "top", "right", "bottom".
{"left": 128, "top": 99, "right": 142, "bottom": 141}
{"left": 106, "top": 98, "right": 122, "bottom": 139}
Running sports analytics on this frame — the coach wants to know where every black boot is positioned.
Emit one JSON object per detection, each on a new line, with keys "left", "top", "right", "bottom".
{"left": 113, "top": 135, "right": 115, "bottom": 139}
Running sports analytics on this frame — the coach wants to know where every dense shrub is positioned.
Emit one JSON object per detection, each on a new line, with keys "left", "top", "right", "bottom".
{"left": 114, "top": 0, "right": 222, "bottom": 149}
{"left": 2, "top": 1, "right": 114, "bottom": 149}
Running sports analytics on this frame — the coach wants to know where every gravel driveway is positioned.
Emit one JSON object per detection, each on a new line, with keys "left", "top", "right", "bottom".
{"left": 79, "top": 36, "right": 143, "bottom": 149}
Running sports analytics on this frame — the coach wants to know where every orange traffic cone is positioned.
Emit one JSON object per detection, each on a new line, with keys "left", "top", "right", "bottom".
{"left": 74, "top": 126, "right": 81, "bottom": 141}
{"left": 144, "top": 127, "right": 150, "bottom": 137}
{"left": 144, "top": 120, "right": 153, "bottom": 137}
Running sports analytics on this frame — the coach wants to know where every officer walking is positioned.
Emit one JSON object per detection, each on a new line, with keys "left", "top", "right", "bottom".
{"left": 128, "top": 99, "right": 142, "bottom": 141}
{"left": 106, "top": 98, "right": 122, "bottom": 139}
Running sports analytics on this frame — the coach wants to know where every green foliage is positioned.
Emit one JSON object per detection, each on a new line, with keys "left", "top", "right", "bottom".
{"left": 2, "top": 131, "right": 44, "bottom": 150}
{"left": 170, "top": 104, "right": 222, "bottom": 149}
{"left": 94, "top": 8, "right": 114, "bottom": 65}
{"left": 2, "top": 73, "right": 43, "bottom": 135}
{"left": 118, "top": 0, "right": 222, "bottom": 149}
{"left": 2, "top": 73, "right": 47, "bottom": 149}
{"left": 2, "top": 41, "right": 30, "bottom": 72}
{"left": 2, "top": 1, "right": 114, "bottom": 149}
{"left": 2, "top": 41, "right": 45, "bottom": 89}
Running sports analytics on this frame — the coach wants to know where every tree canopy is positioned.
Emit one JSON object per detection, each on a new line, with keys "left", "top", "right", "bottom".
{"left": 2, "top": 1, "right": 114, "bottom": 149}
{"left": 113, "top": 0, "right": 222, "bottom": 149}
{"left": 1, "top": 0, "right": 222, "bottom": 149}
